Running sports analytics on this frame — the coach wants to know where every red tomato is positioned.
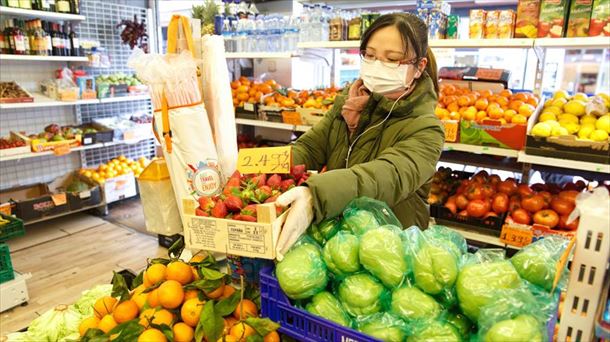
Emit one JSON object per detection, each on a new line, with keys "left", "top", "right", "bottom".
{"left": 466, "top": 185, "right": 485, "bottom": 201}
{"left": 509, "top": 195, "right": 521, "bottom": 212}
{"left": 539, "top": 191, "right": 552, "bottom": 209}
{"left": 481, "top": 184, "right": 496, "bottom": 198}
{"left": 467, "top": 199, "right": 489, "bottom": 218}
{"left": 517, "top": 184, "right": 534, "bottom": 198}
{"left": 533, "top": 209, "right": 560, "bottom": 229}
{"left": 531, "top": 183, "right": 548, "bottom": 192}
{"left": 551, "top": 197, "right": 575, "bottom": 216}
{"left": 488, "top": 174, "right": 501, "bottom": 187}
{"left": 492, "top": 193, "right": 509, "bottom": 214}
{"left": 472, "top": 170, "right": 488, "bottom": 184}
{"left": 512, "top": 208, "right": 531, "bottom": 225}
{"left": 497, "top": 180, "right": 518, "bottom": 196}
{"left": 574, "top": 180, "right": 587, "bottom": 191}
{"left": 559, "top": 214, "right": 579, "bottom": 231}
{"left": 456, "top": 180, "right": 471, "bottom": 195}
{"left": 521, "top": 194, "right": 545, "bottom": 213}
{"left": 444, "top": 201, "right": 457, "bottom": 215}
{"left": 558, "top": 190, "right": 579, "bottom": 206}
{"left": 455, "top": 194, "right": 469, "bottom": 210}
{"left": 457, "top": 210, "right": 469, "bottom": 218}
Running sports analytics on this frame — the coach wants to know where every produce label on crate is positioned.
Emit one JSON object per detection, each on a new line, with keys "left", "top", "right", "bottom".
{"left": 500, "top": 223, "right": 534, "bottom": 247}
{"left": 443, "top": 120, "right": 459, "bottom": 142}
{"left": 237, "top": 146, "right": 291, "bottom": 174}
{"left": 281, "top": 111, "right": 303, "bottom": 125}
{"left": 50, "top": 193, "right": 67, "bottom": 206}
{"left": 53, "top": 143, "right": 71, "bottom": 156}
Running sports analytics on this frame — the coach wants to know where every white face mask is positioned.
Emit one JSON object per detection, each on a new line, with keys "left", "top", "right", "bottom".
{"left": 360, "top": 59, "right": 420, "bottom": 94}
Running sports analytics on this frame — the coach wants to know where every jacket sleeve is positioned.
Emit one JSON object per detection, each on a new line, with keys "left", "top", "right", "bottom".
{"left": 291, "top": 106, "right": 338, "bottom": 171}
{"left": 306, "top": 119, "right": 444, "bottom": 222}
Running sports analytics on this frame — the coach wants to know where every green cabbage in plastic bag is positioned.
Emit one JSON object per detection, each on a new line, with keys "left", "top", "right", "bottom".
{"left": 72, "top": 284, "right": 113, "bottom": 317}
{"left": 305, "top": 291, "right": 352, "bottom": 327}
{"left": 390, "top": 286, "right": 441, "bottom": 322}
{"left": 407, "top": 319, "right": 462, "bottom": 342}
{"left": 359, "top": 225, "right": 408, "bottom": 288}
{"left": 338, "top": 273, "right": 388, "bottom": 317}
{"left": 323, "top": 231, "right": 361, "bottom": 277}
{"left": 308, "top": 217, "right": 340, "bottom": 245}
{"left": 341, "top": 209, "right": 380, "bottom": 235}
{"left": 445, "top": 312, "right": 473, "bottom": 340}
{"left": 424, "top": 225, "right": 467, "bottom": 257}
{"left": 357, "top": 313, "right": 409, "bottom": 342}
{"left": 341, "top": 197, "right": 402, "bottom": 235}
{"left": 276, "top": 239, "right": 328, "bottom": 300}
{"left": 26, "top": 304, "right": 82, "bottom": 342}
{"left": 483, "top": 315, "right": 544, "bottom": 342}
{"left": 456, "top": 257, "right": 522, "bottom": 321}
{"left": 510, "top": 235, "right": 570, "bottom": 291}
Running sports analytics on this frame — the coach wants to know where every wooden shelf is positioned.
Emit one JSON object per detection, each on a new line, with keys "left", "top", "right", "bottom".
{"left": 444, "top": 143, "right": 519, "bottom": 158}
{"left": 534, "top": 37, "right": 610, "bottom": 48}
{"left": 0, "top": 6, "right": 85, "bottom": 21}
{"left": 517, "top": 151, "right": 610, "bottom": 174}
{"left": 0, "top": 140, "right": 152, "bottom": 162}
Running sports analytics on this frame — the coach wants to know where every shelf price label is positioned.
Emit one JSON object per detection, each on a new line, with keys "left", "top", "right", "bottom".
{"left": 500, "top": 224, "right": 533, "bottom": 247}
{"left": 53, "top": 143, "right": 71, "bottom": 156}
{"left": 237, "top": 146, "right": 291, "bottom": 174}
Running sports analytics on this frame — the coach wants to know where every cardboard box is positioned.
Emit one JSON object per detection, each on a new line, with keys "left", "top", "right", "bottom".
{"left": 73, "top": 123, "right": 114, "bottom": 145}
{"left": 182, "top": 198, "right": 288, "bottom": 259}
{"left": 588, "top": 0, "right": 610, "bottom": 36}
{"left": 537, "top": 0, "right": 570, "bottom": 38}
{"left": 469, "top": 9, "right": 486, "bottom": 39}
{"left": 235, "top": 103, "right": 258, "bottom": 120}
{"left": 498, "top": 10, "right": 516, "bottom": 38}
{"left": 0, "top": 184, "right": 69, "bottom": 222}
{"left": 48, "top": 173, "right": 103, "bottom": 211}
{"left": 515, "top": 0, "right": 542, "bottom": 38}
{"left": 298, "top": 107, "right": 326, "bottom": 126}
{"left": 0, "top": 132, "right": 30, "bottom": 158}
{"left": 99, "top": 173, "right": 137, "bottom": 204}
{"left": 567, "top": 0, "right": 595, "bottom": 37}
{"left": 485, "top": 10, "right": 501, "bottom": 39}
{"left": 525, "top": 104, "right": 609, "bottom": 163}
{"left": 29, "top": 137, "right": 81, "bottom": 153}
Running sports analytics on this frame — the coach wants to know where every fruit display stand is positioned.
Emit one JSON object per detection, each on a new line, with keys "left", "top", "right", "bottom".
{"left": 0, "top": 213, "right": 30, "bottom": 313}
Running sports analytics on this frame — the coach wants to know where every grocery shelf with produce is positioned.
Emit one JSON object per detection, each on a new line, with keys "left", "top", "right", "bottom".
{"left": 0, "top": 54, "right": 89, "bottom": 62}
{"left": 517, "top": 151, "right": 610, "bottom": 174}
{"left": 443, "top": 143, "right": 520, "bottom": 158}
{"left": 0, "top": 6, "right": 86, "bottom": 21}
{"left": 0, "top": 94, "right": 152, "bottom": 110}
{"left": 225, "top": 52, "right": 295, "bottom": 59}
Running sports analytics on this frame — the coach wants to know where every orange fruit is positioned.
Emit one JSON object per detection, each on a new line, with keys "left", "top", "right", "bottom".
{"left": 173, "top": 322, "right": 194, "bottom": 342}
{"left": 138, "top": 328, "right": 167, "bottom": 342}
{"left": 230, "top": 322, "right": 256, "bottom": 341}
{"left": 230, "top": 80, "right": 241, "bottom": 90}
{"left": 93, "top": 296, "right": 118, "bottom": 319}
{"left": 476, "top": 111, "right": 488, "bottom": 122}
{"left": 166, "top": 261, "right": 193, "bottom": 285}
{"left": 248, "top": 88, "right": 257, "bottom": 97}
{"left": 132, "top": 291, "right": 148, "bottom": 310}
{"left": 221, "top": 285, "right": 236, "bottom": 299}
{"left": 237, "top": 93, "right": 249, "bottom": 101}
{"left": 264, "top": 331, "right": 280, "bottom": 342}
{"left": 526, "top": 96, "right": 539, "bottom": 106}
{"left": 512, "top": 92, "right": 528, "bottom": 102}
{"left": 98, "top": 314, "right": 118, "bottom": 334}
{"left": 236, "top": 85, "right": 249, "bottom": 94}
{"left": 474, "top": 98, "right": 488, "bottom": 110}
{"left": 190, "top": 252, "right": 207, "bottom": 263}
{"left": 113, "top": 300, "right": 139, "bottom": 323}
{"left": 488, "top": 105, "right": 504, "bottom": 119}
{"left": 79, "top": 316, "right": 100, "bottom": 336}
{"left": 496, "top": 96, "right": 509, "bottom": 108}
{"left": 205, "top": 285, "right": 225, "bottom": 299}
{"left": 457, "top": 95, "right": 471, "bottom": 107}
{"left": 232, "top": 299, "right": 258, "bottom": 320}
{"left": 443, "top": 95, "right": 458, "bottom": 106}
{"left": 509, "top": 100, "right": 524, "bottom": 112}
{"left": 449, "top": 111, "right": 461, "bottom": 121}
{"left": 158, "top": 280, "right": 185, "bottom": 309}
{"left": 147, "top": 288, "right": 161, "bottom": 308}
{"left": 479, "top": 89, "right": 492, "bottom": 98}
{"left": 259, "top": 84, "right": 273, "bottom": 94}
{"left": 434, "top": 107, "right": 450, "bottom": 119}
{"left": 499, "top": 89, "right": 513, "bottom": 98}
{"left": 181, "top": 297, "right": 205, "bottom": 327}
{"left": 224, "top": 317, "right": 239, "bottom": 334}
{"left": 146, "top": 264, "right": 167, "bottom": 285}
{"left": 218, "top": 336, "right": 240, "bottom": 342}
{"left": 511, "top": 114, "right": 528, "bottom": 124}
{"left": 141, "top": 308, "right": 174, "bottom": 328}
{"left": 446, "top": 102, "right": 459, "bottom": 113}
{"left": 518, "top": 103, "right": 536, "bottom": 117}
{"left": 184, "top": 289, "right": 201, "bottom": 301}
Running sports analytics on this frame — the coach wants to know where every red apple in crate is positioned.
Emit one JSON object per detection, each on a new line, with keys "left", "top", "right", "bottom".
{"left": 559, "top": 215, "right": 579, "bottom": 231}
{"left": 551, "top": 197, "right": 575, "bottom": 216}
{"left": 533, "top": 209, "right": 560, "bottom": 229}
{"left": 492, "top": 193, "right": 509, "bottom": 214}
{"left": 521, "top": 194, "right": 545, "bottom": 213}
{"left": 512, "top": 209, "right": 531, "bottom": 225}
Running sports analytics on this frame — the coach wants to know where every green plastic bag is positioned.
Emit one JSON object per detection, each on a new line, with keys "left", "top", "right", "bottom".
{"left": 455, "top": 250, "right": 523, "bottom": 321}
{"left": 276, "top": 237, "right": 328, "bottom": 300}
{"left": 337, "top": 273, "right": 389, "bottom": 317}
{"left": 340, "top": 197, "right": 402, "bottom": 235}
{"left": 323, "top": 231, "right": 361, "bottom": 278}
{"left": 424, "top": 225, "right": 468, "bottom": 256}
{"left": 359, "top": 225, "right": 408, "bottom": 288}
{"left": 510, "top": 235, "right": 570, "bottom": 291}
{"left": 305, "top": 291, "right": 352, "bottom": 327}
{"left": 444, "top": 311, "right": 473, "bottom": 340}
{"left": 308, "top": 217, "right": 340, "bottom": 245}
{"left": 356, "top": 313, "right": 409, "bottom": 342}
{"left": 390, "top": 286, "right": 442, "bottom": 323}
{"left": 407, "top": 318, "right": 463, "bottom": 342}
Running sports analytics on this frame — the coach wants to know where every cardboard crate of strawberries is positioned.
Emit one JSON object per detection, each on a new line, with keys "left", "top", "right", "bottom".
{"left": 182, "top": 165, "right": 310, "bottom": 260}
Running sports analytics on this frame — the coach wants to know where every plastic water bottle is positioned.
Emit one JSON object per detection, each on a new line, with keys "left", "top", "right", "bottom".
{"left": 222, "top": 19, "right": 232, "bottom": 52}
{"left": 287, "top": 16, "right": 299, "bottom": 50}
{"left": 310, "top": 3, "right": 321, "bottom": 41}
{"left": 321, "top": 5, "right": 331, "bottom": 42}
{"left": 236, "top": 19, "right": 247, "bottom": 52}
{"left": 299, "top": 4, "right": 310, "bottom": 42}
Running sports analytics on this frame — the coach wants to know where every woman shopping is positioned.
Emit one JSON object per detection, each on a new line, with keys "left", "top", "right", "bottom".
{"left": 276, "top": 12, "right": 445, "bottom": 258}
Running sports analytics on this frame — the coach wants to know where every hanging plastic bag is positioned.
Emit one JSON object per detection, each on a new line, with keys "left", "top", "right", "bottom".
{"left": 137, "top": 158, "right": 182, "bottom": 235}
{"left": 340, "top": 197, "right": 402, "bottom": 235}
{"left": 201, "top": 35, "right": 238, "bottom": 177}
{"left": 128, "top": 15, "right": 221, "bottom": 226}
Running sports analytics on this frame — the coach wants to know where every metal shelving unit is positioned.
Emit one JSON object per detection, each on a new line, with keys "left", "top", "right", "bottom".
{"left": 0, "top": 6, "right": 86, "bottom": 21}
{"left": 0, "top": 54, "right": 89, "bottom": 62}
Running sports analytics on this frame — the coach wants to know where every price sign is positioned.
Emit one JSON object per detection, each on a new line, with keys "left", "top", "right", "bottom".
{"left": 475, "top": 68, "right": 504, "bottom": 81}
{"left": 53, "top": 143, "right": 71, "bottom": 156}
{"left": 282, "top": 111, "right": 303, "bottom": 125}
{"left": 237, "top": 146, "right": 291, "bottom": 174}
{"left": 51, "top": 193, "right": 67, "bottom": 206}
{"left": 500, "top": 224, "right": 533, "bottom": 247}
{"left": 443, "top": 120, "right": 458, "bottom": 142}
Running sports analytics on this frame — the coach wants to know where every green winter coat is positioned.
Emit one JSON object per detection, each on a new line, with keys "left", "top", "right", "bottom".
{"left": 292, "top": 73, "right": 444, "bottom": 229}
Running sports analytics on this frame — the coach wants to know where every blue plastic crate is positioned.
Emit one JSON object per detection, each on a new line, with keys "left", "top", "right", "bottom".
{"left": 260, "top": 266, "right": 381, "bottom": 342}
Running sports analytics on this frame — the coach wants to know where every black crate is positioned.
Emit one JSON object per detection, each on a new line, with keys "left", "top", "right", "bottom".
{"left": 158, "top": 233, "right": 182, "bottom": 248}
{"left": 525, "top": 135, "right": 609, "bottom": 165}
{"left": 432, "top": 204, "right": 506, "bottom": 237}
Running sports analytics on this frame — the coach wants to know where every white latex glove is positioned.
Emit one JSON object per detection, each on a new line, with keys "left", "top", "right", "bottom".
{"left": 275, "top": 186, "right": 314, "bottom": 261}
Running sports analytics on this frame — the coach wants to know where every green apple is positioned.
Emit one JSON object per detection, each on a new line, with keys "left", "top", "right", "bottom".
{"left": 563, "top": 100, "right": 586, "bottom": 116}
{"left": 578, "top": 124, "right": 596, "bottom": 139}
{"left": 590, "top": 129, "right": 609, "bottom": 142}
{"left": 558, "top": 113, "right": 579, "bottom": 124}
{"left": 551, "top": 126, "right": 569, "bottom": 137}
{"left": 531, "top": 122, "right": 552, "bottom": 137}
{"left": 580, "top": 114, "right": 598, "bottom": 126}
{"left": 596, "top": 115, "right": 610, "bottom": 133}
{"left": 539, "top": 112, "right": 557, "bottom": 122}
{"left": 559, "top": 121, "right": 580, "bottom": 135}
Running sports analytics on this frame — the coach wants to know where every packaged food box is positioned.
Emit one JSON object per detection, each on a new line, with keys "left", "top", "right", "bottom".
{"left": 48, "top": 173, "right": 103, "bottom": 211}
{"left": 588, "top": 0, "right": 610, "bottom": 36}
{"left": 417, "top": 0, "right": 451, "bottom": 15}
{"left": 538, "top": 0, "right": 570, "bottom": 38}
{"left": 428, "top": 10, "right": 448, "bottom": 40}
{"left": 0, "top": 82, "right": 34, "bottom": 104}
{"left": 470, "top": 9, "right": 486, "bottom": 39}
{"left": 515, "top": 0, "right": 542, "bottom": 38}
{"left": 498, "top": 10, "right": 517, "bottom": 38}
{"left": 0, "top": 132, "right": 30, "bottom": 158}
{"left": 447, "top": 15, "right": 459, "bottom": 39}
{"left": 0, "top": 184, "right": 69, "bottom": 222}
{"left": 567, "top": 0, "right": 594, "bottom": 37}
{"left": 81, "top": 173, "right": 137, "bottom": 204}
{"left": 76, "top": 76, "right": 96, "bottom": 98}
{"left": 485, "top": 10, "right": 501, "bottom": 38}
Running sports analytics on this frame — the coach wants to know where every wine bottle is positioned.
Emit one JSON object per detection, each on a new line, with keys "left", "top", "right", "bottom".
{"left": 43, "top": 21, "right": 51, "bottom": 56}
{"left": 68, "top": 23, "right": 80, "bottom": 56}
{"left": 56, "top": 0, "right": 69, "bottom": 13}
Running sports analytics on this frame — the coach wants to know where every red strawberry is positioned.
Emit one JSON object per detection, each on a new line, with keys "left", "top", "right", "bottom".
{"left": 267, "top": 174, "right": 282, "bottom": 190}
{"left": 224, "top": 195, "right": 244, "bottom": 212}
{"left": 195, "top": 208, "right": 209, "bottom": 217}
{"left": 280, "top": 179, "right": 295, "bottom": 192}
{"left": 232, "top": 214, "right": 242, "bottom": 221}
{"left": 255, "top": 185, "right": 273, "bottom": 203}
{"left": 251, "top": 174, "right": 267, "bottom": 188}
{"left": 265, "top": 194, "right": 279, "bottom": 204}
{"left": 291, "top": 164, "right": 306, "bottom": 180}
{"left": 239, "top": 214, "right": 257, "bottom": 222}
{"left": 229, "top": 170, "right": 241, "bottom": 180}
{"left": 198, "top": 196, "right": 215, "bottom": 211}
{"left": 297, "top": 178, "right": 307, "bottom": 186}
{"left": 211, "top": 200, "right": 228, "bottom": 218}
{"left": 242, "top": 204, "right": 257, "bottom": 217}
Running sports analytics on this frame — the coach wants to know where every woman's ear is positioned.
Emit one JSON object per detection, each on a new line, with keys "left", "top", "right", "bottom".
{"left": 416, "top": 57, "right": 428, "bottom": 78}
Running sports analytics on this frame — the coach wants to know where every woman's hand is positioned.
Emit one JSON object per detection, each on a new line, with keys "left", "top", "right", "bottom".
{"left": 275, "top": 186, "right": 314, "bottom": 260}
